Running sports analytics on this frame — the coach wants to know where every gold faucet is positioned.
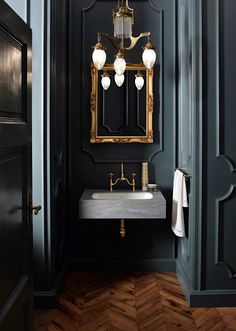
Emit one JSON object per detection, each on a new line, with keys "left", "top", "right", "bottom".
{"left": 109, "top": 163, "right": 136, "bottom": 192}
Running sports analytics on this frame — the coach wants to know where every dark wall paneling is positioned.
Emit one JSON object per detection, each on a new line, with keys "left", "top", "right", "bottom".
{"left": 48, "top": 0, "right": 67, "bottom": 289}
{"left": 176, "top": 0, "right": 194, "bottom": 290}
{"left": 177, "top": 0, "right": 192, "bottom": 173}
{"left": 81, "top": 0, "right": 163, "bottom": 162}
{"left": 97, "top": 69, "right": 147, "bottom": 136}
{"left": 69, "top": 0, "right": 176, "bottom": 270}
{"left": 204, "top": 0, "right": 236, "bottom": 290}
{"left": 177, "top": 0, "right": 236, "bottom": 306}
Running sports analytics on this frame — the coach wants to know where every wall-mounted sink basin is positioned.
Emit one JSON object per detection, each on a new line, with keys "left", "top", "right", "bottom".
{"left": 92, "top": 191, "right": 153, "bottom": 200}
{"left": 79, "top": 189, "right": 166, "bottom": 219}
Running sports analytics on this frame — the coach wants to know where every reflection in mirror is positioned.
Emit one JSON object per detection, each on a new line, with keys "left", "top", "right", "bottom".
{"left": 90, "top": 64, "right": 154, "bottom": 143}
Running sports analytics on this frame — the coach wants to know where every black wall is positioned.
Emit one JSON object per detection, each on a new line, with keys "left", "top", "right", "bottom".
{"left": 177, "top": 0, "right": 236, "bottom": 306}
{"left": 68, "top": 0, "right": 177, "bottom": 270}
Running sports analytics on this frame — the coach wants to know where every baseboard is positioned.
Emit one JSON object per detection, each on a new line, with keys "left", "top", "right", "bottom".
{"left": 176, "top": 261, "right": 192, "bottom": 304}
{"left": 176, "top": 261, "right": 236, "bottom": 307}
{"left": 67, "top": 258, "right": 176, "bottom": 272}
{"left": 33, "top": 262, "right": 67, "bottom": 309}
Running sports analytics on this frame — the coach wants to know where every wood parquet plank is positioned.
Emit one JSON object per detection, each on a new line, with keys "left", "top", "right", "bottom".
{"left": 34, "top": 272, "right": 236, "bottom": 331}
{"left": 34, "top": 310, "right": 57, "bottom": 331}
{"left": 109, "top": 273, "right": 137, "bottom": 331}
{"left": 156, "top": 272, "right": 198, "bottom": 330}
{"left": 135, "top": 272, "right": 167, "bottom": 331}
{"left": 217, "top": 308, "right": 236, "bottom": 331}
{"left": 191, "top": 307, "right": 231, "bottom": 331}
{"left": 80, "top": 273, "right": 110, "bottom": 331}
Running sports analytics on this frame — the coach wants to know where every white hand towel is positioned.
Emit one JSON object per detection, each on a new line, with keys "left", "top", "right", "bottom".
{"left": 171, "top": 169, "right": 188, "bottom": 237}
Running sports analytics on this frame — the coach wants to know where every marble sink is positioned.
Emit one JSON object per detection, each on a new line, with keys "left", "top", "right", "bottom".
{"left": 92, "top": 191, "right": 153, "bottom": 200}
{"left": 79, "top": 189, "right": 166, "bottom": 219}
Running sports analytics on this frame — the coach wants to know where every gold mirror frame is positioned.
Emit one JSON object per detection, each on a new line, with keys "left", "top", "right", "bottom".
{"left": 90, "top": 64, "right": 154, "bottom": 143}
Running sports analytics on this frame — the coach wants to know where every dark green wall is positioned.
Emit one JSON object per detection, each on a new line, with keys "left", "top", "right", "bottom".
{"left": 177, "top": 0, "right": 236, "bottom": 306}
{"left": 68, "top": 0, "right": 176, "bottom": 270}
{"left": 176, "top": 0, "right": 199, "bottom": 293}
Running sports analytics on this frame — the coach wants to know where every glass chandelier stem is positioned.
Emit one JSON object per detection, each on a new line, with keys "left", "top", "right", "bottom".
{"left": 121, "top": 29, "right": 124, "bottom": 49}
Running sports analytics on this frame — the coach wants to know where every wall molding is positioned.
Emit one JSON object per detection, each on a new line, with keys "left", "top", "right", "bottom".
{"left": 177, "top": 262, "right": 236, "bottom": 307}
{"left": 34, "top": 262, "right": 67, "bottom": 309}
{"left": 80, "top": 0, "right": 165, "bottom": 163}
{"left": 177, "top": 0, "right": 193, "bottom": 171}
{"left": 215, "top": 185, "right": 236, "bottom": 279}
{"left": 215, "top": 0, "right": 236, "bottom": 172}
{"left": 176, "top": 0, "right": 204, "bottom": 292}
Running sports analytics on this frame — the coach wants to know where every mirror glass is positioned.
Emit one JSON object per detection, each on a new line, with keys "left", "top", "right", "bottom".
{"left": 90, "top": 64, "right": 154, "bottom": 143}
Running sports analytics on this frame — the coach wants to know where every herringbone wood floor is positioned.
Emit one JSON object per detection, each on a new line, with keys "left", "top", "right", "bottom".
{"left": 34, "top": 272, "right": 236, "bottom": 331}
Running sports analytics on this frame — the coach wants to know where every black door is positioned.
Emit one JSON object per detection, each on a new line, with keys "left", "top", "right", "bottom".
{"left": 0, "top": 1, "right": 33, "bottom": 330}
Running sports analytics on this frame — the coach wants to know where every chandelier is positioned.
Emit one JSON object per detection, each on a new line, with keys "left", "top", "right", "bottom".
{"left": 92, "top": 0, "right": 156, "bottom": 91}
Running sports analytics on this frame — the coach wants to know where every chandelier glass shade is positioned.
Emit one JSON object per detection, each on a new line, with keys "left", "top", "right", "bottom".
{"left": 142, "top": 46, "right": 156, "bottom": 70}
{"left": 92, "top": 0, "right": 156, "bottom": 90}
{"left": 101, "top": 72, "right": 111, "bottom": 90}
{"left": 114, "top": 52, "right": 126, "bottom": 75}
{"left": 92, "top": 42, "right": 107, "bottom": 70}
{"left": 114, "top": 73, "right": 125, "bottom": 87}
{"left": 113, "top": 0, "right": 133, "bottom": 38}
{"left": 135, "top": 72, "right": 144, "bottom": 90}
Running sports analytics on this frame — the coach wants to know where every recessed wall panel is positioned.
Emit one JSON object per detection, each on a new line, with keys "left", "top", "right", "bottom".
{"left": 80, "top": 0, "right": 165, "bottom": 160}
{"left": 219, "top": 0, "right": 236, "bottom": 168}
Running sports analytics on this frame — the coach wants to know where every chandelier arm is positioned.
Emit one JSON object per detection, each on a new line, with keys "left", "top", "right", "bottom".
{"left": 125, "top": 32, "right": 151, "bottom": 51}
{"left": 99, "top": 33, "right": 121, "bottom": 51}
{"left": 97, "top": 32, "right": 151, "bottom": 52}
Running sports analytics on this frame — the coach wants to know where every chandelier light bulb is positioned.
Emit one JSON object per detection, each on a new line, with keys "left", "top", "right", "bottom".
{"left": 114, "top": 73, "right": 125, "bottom": 87}
{"left": 92, "top": 42, "right": 106, "bottom": 70}
{"left": 135, "top": 72, "right": 144, "bottom": 90}
{"left": 114, "top": 52, "right": 126, "bottom": 75}
{"left": 101, "top": 72, "right": 111, "bottom": 90}
{"left": 142, "top": 39, "right": 156, "bottom": 69}
{"left": 142, "top": 49, "right": 156, "bottom": 69}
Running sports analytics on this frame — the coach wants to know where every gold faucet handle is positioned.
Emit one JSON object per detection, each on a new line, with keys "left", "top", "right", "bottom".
{"left": 109, "top": 172, "right": 114, "bottom": 176}
{"left": 132, "top": 172, "right": 136, "bottom": 178}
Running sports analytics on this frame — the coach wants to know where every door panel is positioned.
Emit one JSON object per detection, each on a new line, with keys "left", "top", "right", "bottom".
{"left": 0, "top": 26, "right": 23, "bottom": 116}
{"left": 0, "top": 150, "right": 24, "bottom": 307}
{"left": 0, "top": 1, "right": 32, "bottom": 330}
